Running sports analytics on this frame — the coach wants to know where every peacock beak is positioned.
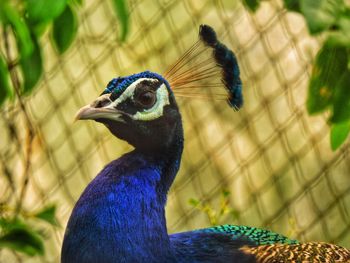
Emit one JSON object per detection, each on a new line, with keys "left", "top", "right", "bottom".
{"left": 74, "top": 94, "right": 123, "bottom": 122}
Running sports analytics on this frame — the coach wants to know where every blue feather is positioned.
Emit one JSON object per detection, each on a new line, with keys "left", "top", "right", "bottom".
{"left": 62, "top": 151, "right": 178, "bottom": 262}
{"left": 102, "top": 71, "right": 170, "bottom": 99}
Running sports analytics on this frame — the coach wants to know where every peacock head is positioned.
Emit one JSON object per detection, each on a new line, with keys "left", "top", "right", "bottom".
{"left": 75, "top": 71, "right": 182, "bottom": 151}
{"left": 75, "top": 25, "right": 243, "bottom": 152}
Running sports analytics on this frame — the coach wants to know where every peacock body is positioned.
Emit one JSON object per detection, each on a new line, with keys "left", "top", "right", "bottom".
{"left": 61, "top": 25, "right": 350, "bottom": 263}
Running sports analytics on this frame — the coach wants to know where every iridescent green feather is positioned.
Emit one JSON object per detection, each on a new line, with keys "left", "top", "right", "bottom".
{"left": 197, "top": 224, "right": 299, "bottom": 245}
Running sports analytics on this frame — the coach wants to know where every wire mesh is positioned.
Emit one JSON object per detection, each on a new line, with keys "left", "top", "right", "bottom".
{"left": 0, "top": 0, "right": 349, "bottom": 262}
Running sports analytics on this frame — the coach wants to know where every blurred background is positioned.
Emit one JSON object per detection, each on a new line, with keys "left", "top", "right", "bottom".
{"left": 0, "top": 0, "right": 349, "bottom": 262}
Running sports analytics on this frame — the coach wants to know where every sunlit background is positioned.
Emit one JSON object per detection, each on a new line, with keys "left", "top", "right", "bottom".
{"left": 1, "top": 0, "right": 349, "bottom": 262}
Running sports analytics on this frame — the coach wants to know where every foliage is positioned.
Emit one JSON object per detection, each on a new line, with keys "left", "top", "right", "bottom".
{"left": 243, "top": 0, "right": 350, "bottom": 150}
{"left": 0, "top": 0, "right": 129, "bottom": 106}
{"left": 0, "top": 56, "right": 12, "bottom": 105}
{"left": 243, "top": 0, "right": 260, "bottom": 12}
{"left": 0, "top": 205, "right": 58, "bottom": 257}
{"left": 189, "top": 190, "right": 240, "bottom": 226}
{"left": 331, "top": 121, "right": 350, "bottom": 150}
{"left": 112, "top": 0, "right": 129, "bottom": 42}
{"left": 52, "top": 5, "right": 78, "bottom": 55}
{"left": 0, "top": 0, "right": 129, "bottom": 258}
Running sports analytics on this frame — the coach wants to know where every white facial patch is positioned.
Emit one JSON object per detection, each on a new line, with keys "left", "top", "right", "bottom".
{"left": 133, "top": 83, "right": 170, "bottom": 121}
{"left": 107, "top": 78, "right": 148, "bottom": 108}
{"left": 106, "top": 78, "right": 170, "bottom": 121}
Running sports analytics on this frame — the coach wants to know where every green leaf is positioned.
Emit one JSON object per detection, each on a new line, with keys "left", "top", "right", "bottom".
{"left": 20, "top": 35, "right": 43, "bottom": 94}
{"left": 34, "top": 205, "right": 58, "bottom": 226}
{"left": 31, "top": 20, "right": 51, "bottom": 37}
{"left": 306, "top": 46, "right": 347, "bottom": 114}
{"left": 0, "top": 226, "right": 44, "bottom": 256}
{"left": 222, "top": 190, "right": 230, "bottom": 198}
{"left": 0, "top": 55, "right": 13, "bottom": 106}
{"left": 326, "top": 14, "right": 350, "bottom": 47}
{"left": 188, "top": 198, "right": 200, "bottom": 207}
{"left": 0, "top": 2, "right": 33, "bottom": 58}
{"left": 52, "top": 5, "right": 78, "bottom": 54}
{"left": 111, "top": 0, "right": 129, "bottom": 42}
{"left": 26, "top": 0, "right": 67, "bottom": 24}
{"left": 243, "top": 0, "right": 260, "bottom": 12}
{"left": 283, "top": 0, "right": 301, "bottom": 12}
{"left": 331, "top": 71, "right": 350, "bottom": 123}
{"left": 330, "top": 121, "right": 350, "bottom": 150}
{"left": 300, "top": 0, "right": 344, "bottom": 34}
{"left": 0, "top": 218, "right": 44, "bottom": 256}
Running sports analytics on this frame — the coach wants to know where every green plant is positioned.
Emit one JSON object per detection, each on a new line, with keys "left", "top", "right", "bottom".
{"left": 0, "top": 0, "right": 129, "bottom": 258}
{"left": 0, "top": 0, "right": 129, "bottom": 105}
{"left": 0, "top": 205, "right": 58, "bottom": 256}
{"left": 189, "top": 190, "right": 240, "bottom": 226}
{"left": 244, "top": 0, "right": 350, "bottom": 150}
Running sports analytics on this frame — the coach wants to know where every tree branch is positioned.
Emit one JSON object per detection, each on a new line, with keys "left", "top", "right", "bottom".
{"left": 3, "top": 26, "right": 35, "bottom": 216}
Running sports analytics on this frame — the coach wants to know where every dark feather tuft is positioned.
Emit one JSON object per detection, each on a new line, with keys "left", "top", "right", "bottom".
{"left": 165, "top": 24, "right": 243, "bottom": 110}
{"left": 215, "top": 43, "right": 243, "bottom": 109}
{"left": 201, "top": 25, "right": 243, "bottom": 109}
{"left": 199, "top": 24, "right": 218, "bottom": 47}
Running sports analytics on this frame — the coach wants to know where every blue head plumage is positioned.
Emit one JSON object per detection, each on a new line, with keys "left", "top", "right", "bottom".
{"left": 102, "top": 71, "right": 171, "bottom": 99}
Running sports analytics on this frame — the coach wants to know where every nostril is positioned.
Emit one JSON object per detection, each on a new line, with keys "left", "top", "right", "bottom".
{"left": 96, "top": 99, "right": 109, "bottom": 108}
{"left": 91, "top": 96, "right": 111, "bottom": 108}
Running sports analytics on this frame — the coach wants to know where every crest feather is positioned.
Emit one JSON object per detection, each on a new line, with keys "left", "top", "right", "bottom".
{"left": 164, "top": 24, "right": 243, "bottom": 110}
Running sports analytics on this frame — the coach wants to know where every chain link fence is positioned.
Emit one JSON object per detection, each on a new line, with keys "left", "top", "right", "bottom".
{"left": 0, "top": 0, "right": 349, "bottom": 262}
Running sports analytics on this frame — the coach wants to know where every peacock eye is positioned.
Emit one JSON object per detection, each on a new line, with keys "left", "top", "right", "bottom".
{"left": 135, "top": 90, "right": 156, "bottom": 108}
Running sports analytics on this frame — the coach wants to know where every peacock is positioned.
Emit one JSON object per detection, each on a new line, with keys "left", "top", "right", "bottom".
{"left": 61, "top": 25, "right": 350, "bottom": 262}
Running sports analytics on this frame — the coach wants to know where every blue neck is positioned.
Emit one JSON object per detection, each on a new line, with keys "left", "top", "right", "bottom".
{"left": 61, "top": 122, "right": 184, "bottom": 263}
